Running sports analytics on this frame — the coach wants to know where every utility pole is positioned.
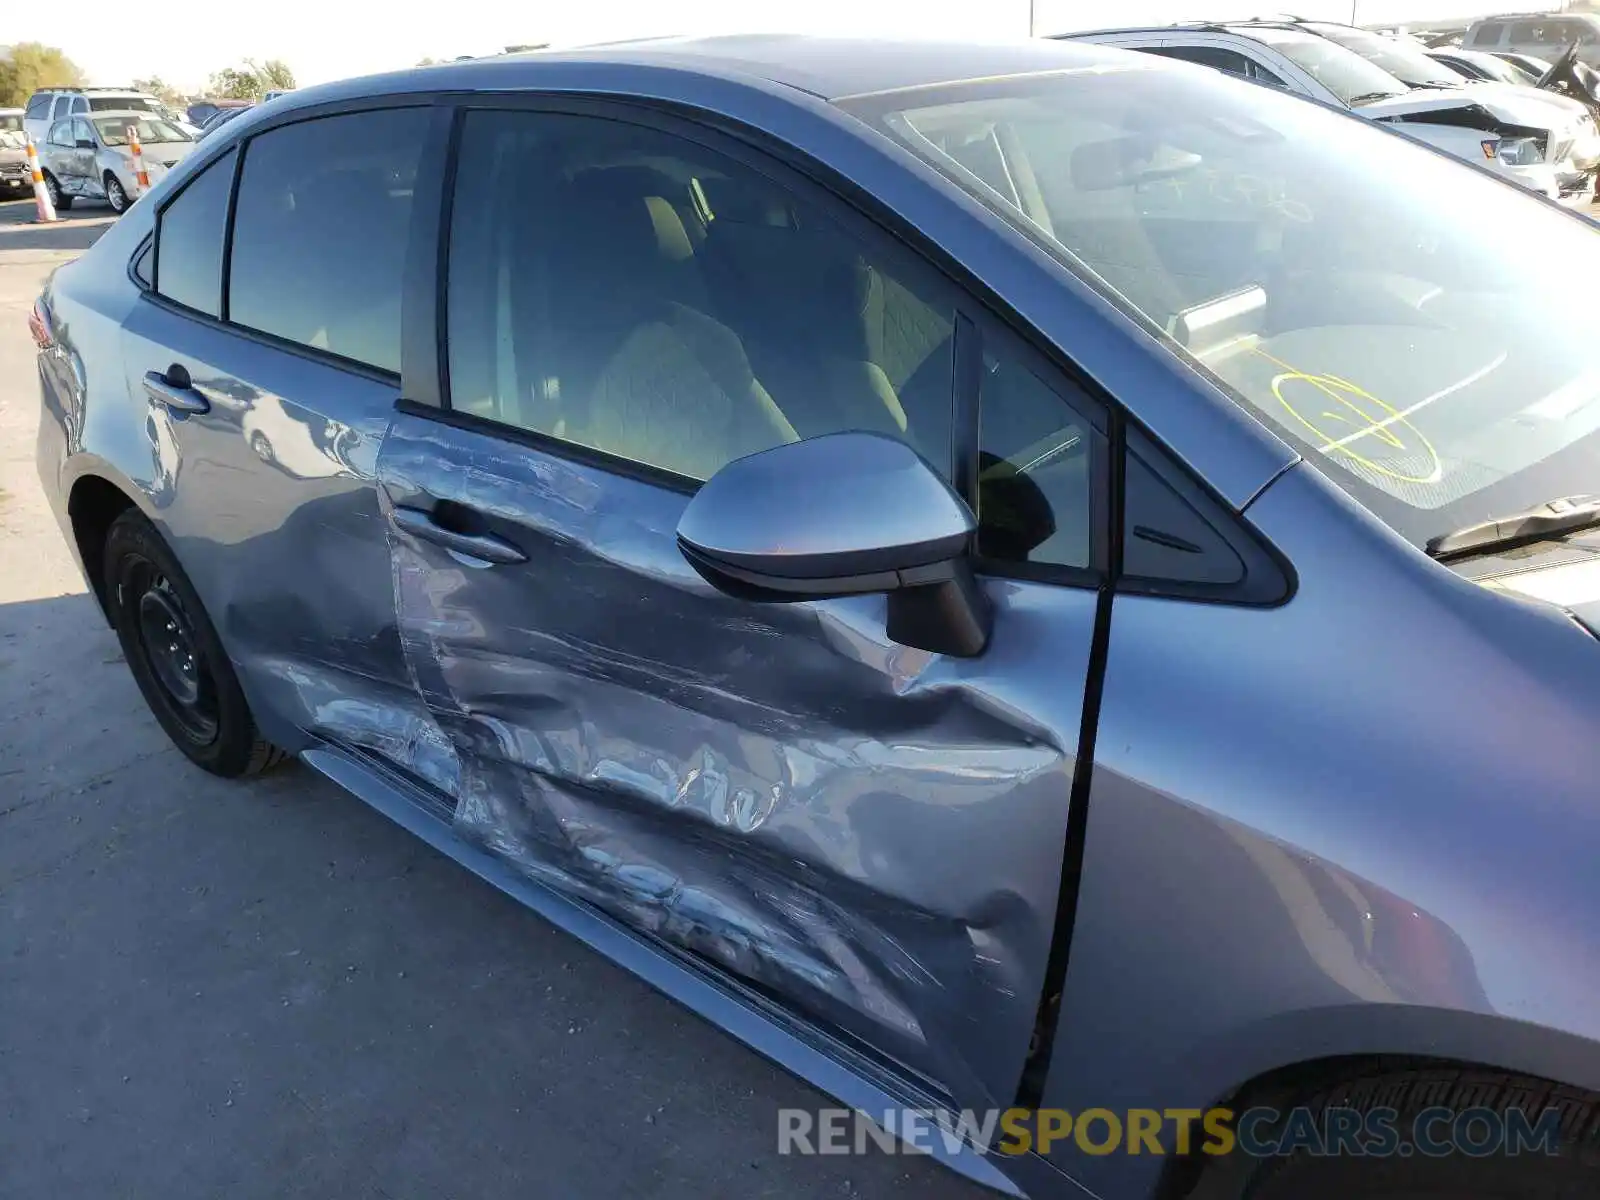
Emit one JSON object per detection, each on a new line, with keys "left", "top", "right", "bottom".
{"left": 1029, "top": 0, "right": 1035, "bottom": 36}
{"left": 1350, "top": 1, "right": 1358, "bottom": 24}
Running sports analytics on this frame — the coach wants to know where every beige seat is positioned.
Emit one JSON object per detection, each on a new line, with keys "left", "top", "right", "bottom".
{"left": 543, "top": 167, "right": 798, "bottom": 481}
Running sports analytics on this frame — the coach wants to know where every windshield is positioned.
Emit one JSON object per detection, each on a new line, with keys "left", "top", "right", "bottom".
{"left": 1305, "top": 23, "right": 1466, "bottom": 88}
{"left": 89, "top": 96, "right": 158, "bottom": 113}
{"left": 1448, "top": 52, "right": 1524, "bottom": 85}
{"left": 0, "top": 114, "right": 22, "bottom": 134}
{"left": 95, "top": 117, "right": 191, "bottom": 145}
{"left": 1244, "top": 27, "right": 1409, "bottom": 104}
{"left": 839, "top": 62, "right": 1600, "bottom": 549}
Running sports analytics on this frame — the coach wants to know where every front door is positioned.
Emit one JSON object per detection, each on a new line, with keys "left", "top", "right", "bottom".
{"left": 378, "top": 101, "right": 1108, "bottom": 1114}
{"left": 43, "top": 120, "right": 79, "bottom": 195}
{"left": 69, "top": 119, "right": 99, "bottom": 198}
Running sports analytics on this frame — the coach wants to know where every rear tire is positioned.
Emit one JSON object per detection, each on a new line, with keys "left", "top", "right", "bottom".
{"left": 1221, "top": 1066, "right": 1600, "bottom": 1199}
{"left": 103, "top": 510, "right": 287, "bottom": 777}
{"left": 43, "top": 171, "right": 71, "bottom": 211}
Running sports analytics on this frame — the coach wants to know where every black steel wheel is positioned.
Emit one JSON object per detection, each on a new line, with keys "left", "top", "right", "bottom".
{"left": 104, "top": 509, "right": 287, "bottom": 776}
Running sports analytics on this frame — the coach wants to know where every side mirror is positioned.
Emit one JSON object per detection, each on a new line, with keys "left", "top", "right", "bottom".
{"left": 677, "top": 432, "right": 991, "bottom": 657}
{"left": 76, "top": 139, "right": 95, "bottom": 150}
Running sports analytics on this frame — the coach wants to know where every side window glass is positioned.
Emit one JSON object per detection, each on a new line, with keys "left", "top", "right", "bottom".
{"left": 1251, "top": 63, "right": 1289, "bottom": 88}
{"left": 975, "top": 340, "right": 1102, "bottom": 570}
{"left": 50, "top": 97, "right": 68, "bottom": 122}
{"left": 47, "top": 121, "right": 69, "bottom": 147}
{"left": 1149, "top": 45, "right": 1254, "bottom": 76}
{"left": 155, "top": 147, "right": 238, "bottom": 317}
{"left": 446, "top": 109, "right": 957, "bottom": 483}
{"left": 72, "top": 97, "right": 88, "bottom": 115}
{"left": 25, "top": 95, "right": 50, "bottom": 120}
{"left": 1471, "top": 23, "right": 1504, "bottom": 47}
{"left": 229, "top": 108, "right": 427, "bottom": 374}
{"left": 72, "top": 119, "right": 93, "bottom": 145}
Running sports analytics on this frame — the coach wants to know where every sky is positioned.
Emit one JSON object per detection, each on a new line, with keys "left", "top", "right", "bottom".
{"left": 6, "top": 0, "right": 1555, "bottom": 91}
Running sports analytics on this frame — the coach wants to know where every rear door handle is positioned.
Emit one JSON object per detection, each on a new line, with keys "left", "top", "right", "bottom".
{"left": 390, "top": 504, "right": 527, "bottom": 565}
{"left": 142, "top": 369, "right": 210, "bottom": 415}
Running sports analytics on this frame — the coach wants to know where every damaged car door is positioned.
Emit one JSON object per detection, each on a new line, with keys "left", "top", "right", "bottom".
{"left": 377, "top": 101, "right": 1108, "bottom": 1115}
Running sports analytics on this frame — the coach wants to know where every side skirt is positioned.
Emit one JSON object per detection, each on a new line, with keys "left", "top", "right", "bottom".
{"left": 302, "top": 742, "right": 1101, "bottom": 1200}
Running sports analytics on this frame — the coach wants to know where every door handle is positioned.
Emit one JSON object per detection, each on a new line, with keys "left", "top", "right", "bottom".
{"left": 142, "top": 369, "right": 210, "bottom": 415}
{"left": 390, "top": 505, "right": 527, "bottom": 565}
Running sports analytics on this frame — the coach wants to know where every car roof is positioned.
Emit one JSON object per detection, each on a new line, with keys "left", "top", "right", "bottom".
{"left": 1059, "top": 23, "right": 1324, "bottom": 45}
{"left": 274, "top": 34, "right": 1138, "bottom": 106}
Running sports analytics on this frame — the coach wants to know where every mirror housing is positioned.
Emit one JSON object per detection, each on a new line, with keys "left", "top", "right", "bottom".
{"left": 76, "top": 138, "right": 95, "bottom": 150}
{"left": 678, "top": 432, "right": 991, "bottom": 657}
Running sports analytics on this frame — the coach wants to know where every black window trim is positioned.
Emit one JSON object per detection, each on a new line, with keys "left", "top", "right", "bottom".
{"left": 403, "top": 91, "right": 1120, "bottom": 586}
{"left": 398, "top": 89, "right": 1288, "bottom": 604}
{"left": 142, "top": 92, "right": 439, "bottom": 386}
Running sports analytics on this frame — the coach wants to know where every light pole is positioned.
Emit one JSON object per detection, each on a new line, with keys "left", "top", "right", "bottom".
{"left": 1029, "top": 0, "right": 1035, "bottom": 37}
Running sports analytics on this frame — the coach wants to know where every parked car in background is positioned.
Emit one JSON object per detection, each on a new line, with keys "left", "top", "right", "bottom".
{"left": 198, "top": 106, "right": 252, "bottom": 138}
{"left": 1465, "top": 12, "right": 1600, "bottom": 68}
{"left": 1278, "top": 18, "right": 1600, "bottom": 172}
{"left": 1064, "top": 22, "right": 1599, "bottom": 205}
{"left": 186, "top": 98, "right": 252, "bottom": 127}
{"left": 1497, "top": 50, "right": 1557, "bottom": 81}
{"left": 29, "top": 35, "right": 1600, "bottom": 1200}
{"left": 261, "top": 89, "right": 292, "bottom": 102}
{"left": 0, "top": 109, "right": 29, "bottom": 197}
{"left": 23, "top": 88, "right": 168, "bottom": 148}
{"left": 1430, "top": 45, "right": 1543, "bottom": 85}
{"left": 37, "top": 111, "right": 196, "bottom": 214}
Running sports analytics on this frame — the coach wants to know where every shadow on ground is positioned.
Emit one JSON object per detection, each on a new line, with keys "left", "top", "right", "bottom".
{"left": 0, "top": 593, "right": 983, "bottom": 1200}
{"left": 0, "top": 199, "right": 115, "bottom": 253}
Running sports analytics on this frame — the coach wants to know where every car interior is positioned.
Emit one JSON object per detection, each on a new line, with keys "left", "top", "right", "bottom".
{"left": 440, "top": 117, "right": 1092, "bottom": 567}
{"left": 449, "top": 136, "right": 958, "bottom": 484}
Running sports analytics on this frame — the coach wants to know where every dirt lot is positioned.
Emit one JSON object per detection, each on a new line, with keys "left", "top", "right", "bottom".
{"left": 0, "top": 196, "right": 982, "bottom": 1199}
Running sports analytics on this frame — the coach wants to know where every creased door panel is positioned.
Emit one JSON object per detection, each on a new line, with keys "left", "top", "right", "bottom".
{"left": 378, "top": 412, "right": 1095, "bottom": 1110}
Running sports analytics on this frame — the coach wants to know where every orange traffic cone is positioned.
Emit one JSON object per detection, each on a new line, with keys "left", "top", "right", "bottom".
{"left": 126, "top": 124, "right": 151, "bottom": 195}
{"left": 25, "top": 139, "right": 57, "bottom": 223}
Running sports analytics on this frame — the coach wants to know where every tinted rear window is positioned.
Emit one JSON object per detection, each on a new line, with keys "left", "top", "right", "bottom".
{"left": 227, "top": 108, "right": 426, "bottom": 373}
{"left": 155, "top": 148, "right": 238, "bottom": 317}
{"left": 1470, "top": 22, "right": 1505, "bottom": 46}
{"left": 89, "top": 96, "right": 156, "bottom": 112}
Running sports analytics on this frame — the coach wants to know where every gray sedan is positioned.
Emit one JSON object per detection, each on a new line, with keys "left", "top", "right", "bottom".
{"left": 30, "top": 35, "right": 1600, "bottom": 1200}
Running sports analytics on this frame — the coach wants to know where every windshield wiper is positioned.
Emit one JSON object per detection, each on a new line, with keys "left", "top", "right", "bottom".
{"left": 1346, "top": 91, "right": 1403, "bottom": 106}
{"left": 1426, "top": 495, "right": 1600, "bottom": 560}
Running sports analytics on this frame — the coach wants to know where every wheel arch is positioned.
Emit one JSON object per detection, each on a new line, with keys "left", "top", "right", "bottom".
{"left": 1148, "top": 1011, "right": 1600, "bottom": 1198}
{"left": 66, "top": 470, "right": 140, "bottom": 625}
{"left": 1041, "top": 999, "right": 1600, "bottom": 1200}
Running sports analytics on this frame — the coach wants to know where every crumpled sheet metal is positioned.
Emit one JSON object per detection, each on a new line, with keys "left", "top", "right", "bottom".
{"left": 379, "top": 417, "right": 1092, "bottom": 1109}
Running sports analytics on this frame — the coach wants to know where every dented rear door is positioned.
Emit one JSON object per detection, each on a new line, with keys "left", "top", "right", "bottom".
{"left": 376, "top": 98, "right": 1104, "bottom": 1116}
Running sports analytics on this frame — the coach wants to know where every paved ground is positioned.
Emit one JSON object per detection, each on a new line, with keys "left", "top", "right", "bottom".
{"left": 0, "top": 195, "right": 984, "bottom": 1198}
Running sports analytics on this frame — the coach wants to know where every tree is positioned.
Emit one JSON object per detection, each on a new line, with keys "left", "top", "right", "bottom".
{"left": 0, "top": 43, "right": 86, "bottom": 108}
{"left": 205, "top": 58, "right": 296, "bottom": 101}
{"left": 133, "top": 76, "right": 186, "bottom": 107}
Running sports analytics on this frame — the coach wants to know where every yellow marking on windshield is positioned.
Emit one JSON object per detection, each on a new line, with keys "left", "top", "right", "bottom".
{"left": 1248, "top": 347, "right": 1442, "bottom": 485}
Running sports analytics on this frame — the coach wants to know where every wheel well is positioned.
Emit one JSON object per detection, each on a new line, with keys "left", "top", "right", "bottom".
{"left": 1155, "top": 1054, "right": 1598, "bottom": 1198}
{"left": 68, "top": 476, "right": 136, "bottom": 625}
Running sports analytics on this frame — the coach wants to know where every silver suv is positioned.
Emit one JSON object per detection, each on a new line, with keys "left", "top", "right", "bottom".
{"left": 1464, "top": 12, "right": 1600, "bottom": 68}
{"left": 22, "top": 87, "right": 164, "bottom": 149}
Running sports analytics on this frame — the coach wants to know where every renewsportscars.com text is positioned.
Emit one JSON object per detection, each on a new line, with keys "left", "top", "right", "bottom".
{"left": 777, "top": 1105, "right": 1563, "bottom": 1158}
